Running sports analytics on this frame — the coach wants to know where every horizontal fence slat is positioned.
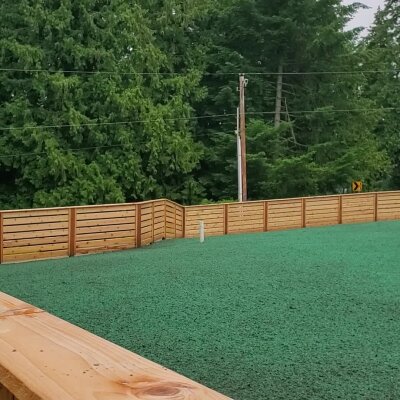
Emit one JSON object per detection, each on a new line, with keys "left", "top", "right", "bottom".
{"left": 2, "top": 209, "right": 69, "bottom": 218}
{"left": 76, "top": 224, "right": 135, "bottom": 235}
{"left": 76, "top": 230, "right": 136, "bottom": 242}
{"left": 3, "top": 236, "right": 68, "bottom": 248}
{"left": 3, "top": 222, "right": 68, "bottom": 234}
{"left": 3, "top": 243, "right": 69, "bottom": 256}
{"left": 3, "top": 249, "right": 68, "bottom": 263}
{"left": 76, "top": 204, "right": 134, "bottom": 214}
{"left": 3, "top": 230, "right": 69, "bottom": 241}
{"left": 3, "top": 215, "right": 69, "bottom": 226}
{"left": 76, "top": 210, "right": 135, "bottom": 221}
{"left": 76, "top": 217, "right": 135, "bottom": 228}
{"left": 76, "top": 237, "right": 135, "bottom": 250}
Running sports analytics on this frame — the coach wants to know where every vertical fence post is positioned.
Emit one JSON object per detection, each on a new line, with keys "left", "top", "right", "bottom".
{"left": 302, "top": 198, "right": 306, "bottom": 228}
{"left": 164, "top": 201, "right": 167, "bottom": 240}
{"left": 264, "top": 201, "right": 268, "bottom": 232}
{"left": 374, "top": 192, "right": 379, "bottom": 222}
{"left": 339, "top": 195, "right": 343, "bottom": 224}
{"left": 136, "top": 204, "right": 142, "bottom": 248}
{"left": 0, "top": 212, "right": 3, "bottom": 264}
{"left": 182, "top": 206, "right": 186, "bottom": 239}
{"left": 68, "top": 208, "right": 77, "bottom": 257}
{"left": 224, "top": 204, "right": 229, "bottom": 235}
{"left": 152, "top": 202, "right": 155, "bottom": 244}
{"left": 174, "top": 205, "right": 177, "bottom": 239}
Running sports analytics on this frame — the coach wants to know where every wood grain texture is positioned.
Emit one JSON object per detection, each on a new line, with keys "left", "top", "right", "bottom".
{"left": 2, "top": 215, "right": 69, "bottom": 226}
{"left": 302, "top": 198, "right": 306, "bottom": 228}
{"left": 0, "top": 292, "right": 43, "bottom": 319}
{"left": 3, "top": 250, "right": 68, "bottom": 264}
{"left": 0, "top": 213, "right": 3, "bottom": 264}
{"left": 185, "top": 205, "right": 224, "bottom": 238}
{"left": 2, "top": 209, "right": 68, "bottom": 218}
{"left": 264, "top": 202, "right": 268, "bottom": 232}
{"left": 267, "top": 199, "right": 302, "bottom": 231}
{"left": 224, "top": 205, "right": 228, "bottom": 235}
{"left": 182, "top": 207, "right": 186, "bottom": 238}
{"left": 0, "top": 383, "right": 16, "bottom": 400}
{"left": 69, "top": 209, "right": 77, "bottom": 257}
{"left": 305, "top": 197, "right": 340, "bottom": 227}
{"left": 0, "top": 293, "right": 231, "bottom": 400}
{"left": 226, "top": 203, "right": 264, "bottom": 234}
{"left": 3, "top": 222, "right": 69, "bottom": 234}
{"left": 342, "top": 194, "right": 375, "bottom": 224}
{"left": 136, "top": 204, "right": 142, "bottom": 248}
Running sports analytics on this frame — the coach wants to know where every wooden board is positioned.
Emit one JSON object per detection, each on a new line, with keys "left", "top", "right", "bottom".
{"left": 164, "top": 201, "right": 185, "bottom": 240}
{"left": 185, "top": 205, "right": 224, "bottom": 238}
{"left": 227, "top": 203, "right": 264, "bottom": 234}
{"left": 76, "top": 206, "right": 137, "bottom": 255}
{"left": 76, "top": 204, "right": 135, "bottom": 214}
{"left": 267, "top": 199, "right": 302, "bottom": 231}
{"left": 1, "top": 207, "right": 70, "bottom": 263}
{"left": 0, "top": 383, "right": 15, "bottom": 400}
{"left": 305, "top": 197, "right": 340, "bottom": 227}
{"left": 3, "top": 250, "right": 68, "bottom": 264}
{"left": 0, "top": 293, "right": 231, "bottom": 400}
{"left": 342, "top": 194, "right": 375, "bottom": 224}
{"left": 0, "top": 292, "right": 42, "bottom": 318}
{"left": 377, "top": 192, "right": 400, "bottom": 221}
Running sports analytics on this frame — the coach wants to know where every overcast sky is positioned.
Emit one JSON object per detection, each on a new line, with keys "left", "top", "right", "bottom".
{"left": 343, "top": 0, "right": 385, "bottom": 35}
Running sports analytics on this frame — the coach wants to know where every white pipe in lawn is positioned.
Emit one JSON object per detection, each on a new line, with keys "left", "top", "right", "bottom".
{"left": 199, "top": 221, "right": 205, "bottom": 243}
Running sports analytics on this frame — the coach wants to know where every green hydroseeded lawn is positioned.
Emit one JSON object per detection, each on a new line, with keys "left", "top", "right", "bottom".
{"left": 1, "top": 221, "right": 400, "bottom": 400}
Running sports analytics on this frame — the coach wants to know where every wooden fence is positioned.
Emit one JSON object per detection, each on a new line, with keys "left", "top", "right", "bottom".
{"left": 0, "top": 292, "right": 231, "bottom": 400}
{"left": 0, "top": 191, "right": 400, "bottom": 264}
{"left": 0, "top": 200, "right": 183, "bottom": 264}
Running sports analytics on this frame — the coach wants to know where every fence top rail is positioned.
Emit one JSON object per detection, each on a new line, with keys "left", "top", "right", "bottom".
{"left": 0, "top": 191, "right": 398, "bottom": 214}
{"left": 0, "top": 199, "right": 172, "bottom": 214}
{"left": 0, "top": 291, "right": 231, "bottom": 400}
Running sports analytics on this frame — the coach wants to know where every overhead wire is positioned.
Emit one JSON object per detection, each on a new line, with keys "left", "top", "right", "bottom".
{"left": 0, "top": 107, "right": 397, "bottom": 159}
{"left": 0, "top": 107, "right": 397, "bottom": 132}
{"left": 0, "top": 113, "right": 238, "bottom": 132}
{"left": 0, "top": 67, "right": 398, "bottom": 76}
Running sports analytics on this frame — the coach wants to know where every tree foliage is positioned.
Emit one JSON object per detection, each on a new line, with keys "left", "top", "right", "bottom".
{"left": 0, "top": 0, "right": 205, "bottom": 208}
{"left": 363, "top": 0, "right": 400, "bottom": 187}
{"left": 0, "top": 0, "right": 397, "bottom": 208}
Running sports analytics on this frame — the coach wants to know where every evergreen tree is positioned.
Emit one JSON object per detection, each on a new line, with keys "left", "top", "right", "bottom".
{"left": 195, "top": 0, "right": 389, "bottom": 200}
{"left": 0, "top": 0, "right": 205, "bottom": 208}
{"left": 364, "top": 0, "right": 400, "bottom": 187}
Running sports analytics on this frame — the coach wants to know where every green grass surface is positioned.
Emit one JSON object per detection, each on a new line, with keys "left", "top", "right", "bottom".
{"left": 1, "top": 222, "right": 400, "bottom": 399}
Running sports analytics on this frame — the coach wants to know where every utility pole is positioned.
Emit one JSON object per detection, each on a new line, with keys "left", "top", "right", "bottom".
{"left": 239, "top": 74, "right": 248, "bottom": 202}
{"left": 236, "top": 107, "right": 242, "bottom": 202}
{"left": 274, "top": 63, "right": 283, "bottom": 127}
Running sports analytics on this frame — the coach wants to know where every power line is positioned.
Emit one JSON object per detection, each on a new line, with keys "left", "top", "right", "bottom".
{"left": 1, "top": 107, "right": 397, "bottom": 132}
{"left": 0, "top": 145, "right": 126, "bottom": 159}
{"left": 0, "top": 68, "right": 183, "bottom": 76}
{"left": 0, "top": 67, "right": 398, "bottom": 76}
{"left": 0, "top": 107, "right": 397, "bottom": 160}
{"left": 0, "top": 113, "right": 238, "bottom": 132}
{"left": 246, "top": 70, "right": 400, "bottom": 76}
{"left": 249, "top": 107, "right": 398, "bottom": 116}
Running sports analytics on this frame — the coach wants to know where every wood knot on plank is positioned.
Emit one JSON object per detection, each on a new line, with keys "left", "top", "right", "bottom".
{"left": 118, "top": 377, "right": 194, "bottom": 398}
{"left": 0, "top": 307, "right": 43, "bottom": 319}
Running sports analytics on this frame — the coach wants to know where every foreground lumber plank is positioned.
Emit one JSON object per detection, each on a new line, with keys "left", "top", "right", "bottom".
{"left": 0, "top": 292, "right": 43, "bottom": 318}
{"left": 0, "top": 292, "right": 231, "bottom": 400}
